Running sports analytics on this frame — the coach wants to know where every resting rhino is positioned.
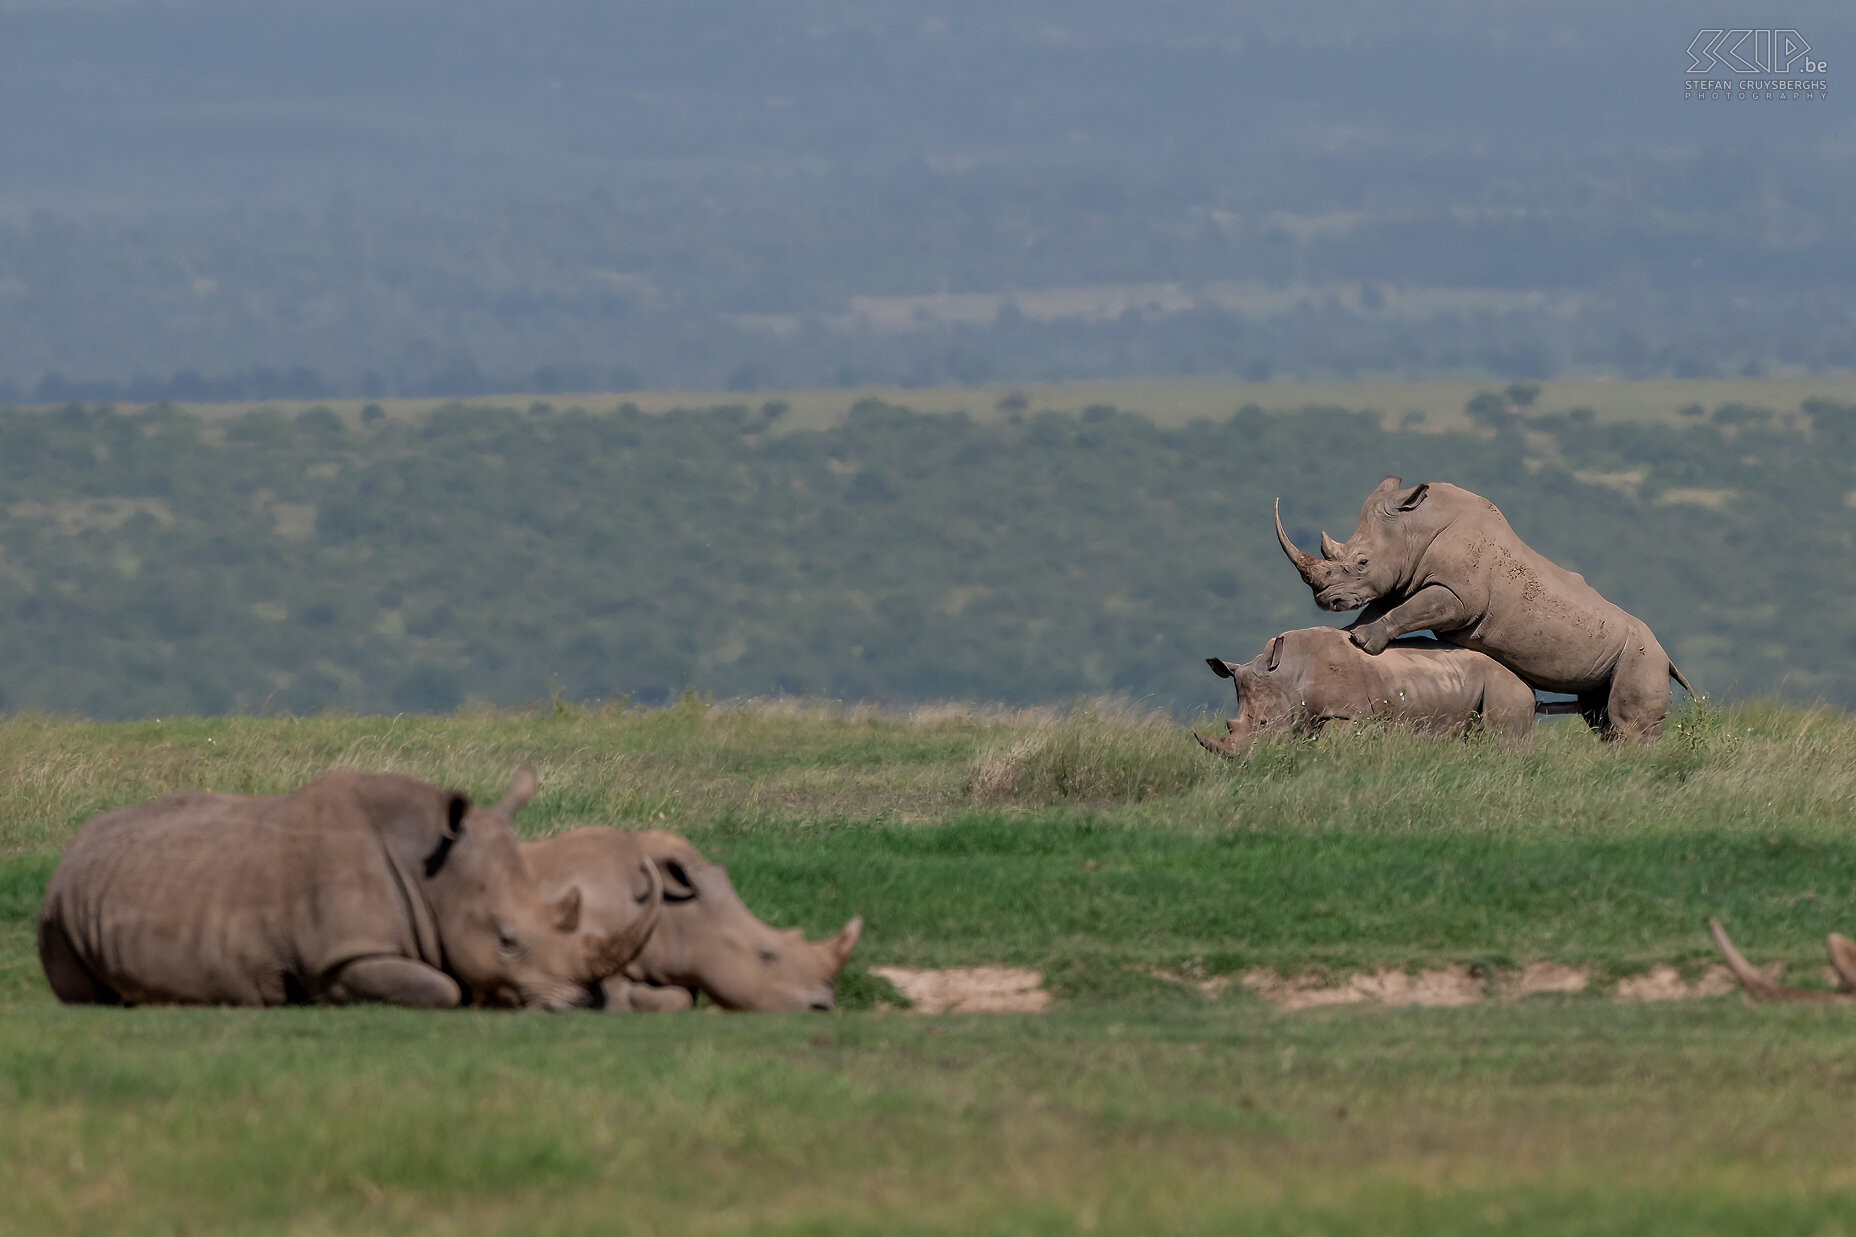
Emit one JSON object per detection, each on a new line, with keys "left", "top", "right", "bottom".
{"left": 38, "top": 766, "right": 656, "bottom": 1010}
{"left": 1193, "top": 625, "right": 1545, "bottom": 756}
{"left": 524, "top": 827, "right": 863, "bottom": 1011}
{"left": 1709, "top": 918, "right": 1856, "bottom": 1002}
{"left": 1276, "top": 477, "right": 1694, "bottom": 742}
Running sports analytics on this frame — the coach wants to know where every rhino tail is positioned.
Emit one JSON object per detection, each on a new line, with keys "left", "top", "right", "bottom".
{"left": 1669, "top": 661, "right": 1696, "bottom": 697}
{"left": 1708, "top": 918, "right": 1848, "bottom": 1002}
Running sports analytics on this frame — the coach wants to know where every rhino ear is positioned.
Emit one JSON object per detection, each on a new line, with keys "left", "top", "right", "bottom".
{"left": 494, "top": 764, "right": 539, "bottom": 818}
{"left": 824, "top": 916, "right": 863, "bottom": 972}
{"left": 1205, "top": 658, "right": 1235, "bottom": 679}
{"left": 1394, "top": 483, "right": 1430, "bottom": 512}
{"left": 423, "top": 794, "right": 469, "bottom": 877}
{"left": 1370, "top": 476, "right": 1403, "bottom": 498}
{"left": 553, "top": 885, "right": 582, "bottom": 934}
{"left": 1266, "top": 636, "right": 1284, "bottom": 672}
{"left": 656, "top": 857, "right": 699, "bottom": 903}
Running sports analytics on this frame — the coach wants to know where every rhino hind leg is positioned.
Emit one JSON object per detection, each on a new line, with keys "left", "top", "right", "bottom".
{"left": 37, "top": 917, "right": 121, "bottom": 1005}
{"left": 325, "top": 955, "right": 462, "bottom": 1009}
{"left": 1605, "top": 639, "right": 1680, "bottom": 744}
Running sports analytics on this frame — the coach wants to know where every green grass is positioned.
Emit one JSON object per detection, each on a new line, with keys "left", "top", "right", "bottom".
{"left": 6, "top": 701, "right": 1856, "bottom": 1233}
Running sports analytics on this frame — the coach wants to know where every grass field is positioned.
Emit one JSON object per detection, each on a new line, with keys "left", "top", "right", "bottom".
{"left": 6, "top": 700, "right": 1856, "bottom": 1234}
{"left": 47, "top": 374, "right": 1856, "bottom": 434}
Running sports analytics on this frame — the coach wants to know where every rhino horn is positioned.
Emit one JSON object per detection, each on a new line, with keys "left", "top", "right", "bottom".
{"left": 1193, "top": 729, "right": 1242, "bottom": 756}
{"left": 581, "top": 859, "right": 663, "bottom": 982}
{"left": 1708, "top": 918, "right": 1852, "bottom": 1003}
{"left": 1274, "top": 499, "right": 1323, "bottom": 585}
{"left": 1828, "top": 932, "right": 1856, "bottom": 992}
{"left": 822, "top": 915, "right": 864, "bottom": 974}
{"left": 495, "top": 763, "right": 540, "bottom": 818}
{"left": 1320, "top": 531, "right": 1345, "bottom": 560}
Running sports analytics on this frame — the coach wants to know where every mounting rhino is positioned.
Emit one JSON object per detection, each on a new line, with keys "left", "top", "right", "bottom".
{"left": 1194, "top": 625, "right": 1547, "bottom": 756}
{"left": 524, "top": 827, "right": 863, "bottom": 1011}
{"left": 1275, "top": 477, "right": 1694, "bottom": 742}
{"left": 38, "top": 766, "right": 657, "bottom": 1010}
{"left": 1709, "top": 918, "right": 1856, "bottom": 1003}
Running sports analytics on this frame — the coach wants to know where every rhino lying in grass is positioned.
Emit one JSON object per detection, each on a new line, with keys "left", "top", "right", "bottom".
{"left": 1276, "top": 477, "right": 1694, "bottom": 742}
{"left": 1709, "top": 918, "right": 1856, "bottom": 1002}
{"left": 525, "top": 827, "right": 863, "bottom": 1011}
{"left": 1194, "top": 625, "right": 1550, "bottom": 756}
{"left": 38, "top": 766, "right": 657, "bottom": 1010}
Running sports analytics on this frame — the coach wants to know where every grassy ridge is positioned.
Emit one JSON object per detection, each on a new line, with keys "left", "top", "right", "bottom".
{"left": 7, "top": 704, "right": 1856, "bottom": 1233}
{"left": 3, "top": 701, "right": 1855, "bottom": 984}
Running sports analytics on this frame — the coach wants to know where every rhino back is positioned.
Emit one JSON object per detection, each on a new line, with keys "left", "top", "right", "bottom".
{"left": 1369, "top": 640, "right": 1532, "bottom": 727}
{"left": 1416, "top": 486, "right": 1641, "bottom": 691}
{"left": 41, "top": 787, "right": 416, "bottom": 1006}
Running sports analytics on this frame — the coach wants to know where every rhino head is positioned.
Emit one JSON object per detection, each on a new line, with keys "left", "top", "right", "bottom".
{"left": 419, "top": 767, "right": 659, "bottom": 1011}
{"left": 1275, "top": 477, "right": 1431, "bottom": 612}
{"left": 626, "top": 832, "right": 863, "bottom": 1012}
{"left": 1192, "top": 632, "right": 1310, "bottom": 756}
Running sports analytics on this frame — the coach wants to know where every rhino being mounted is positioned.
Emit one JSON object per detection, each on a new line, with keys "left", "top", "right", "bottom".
{"left": 1276, "top": 477, "right": 1694, "bottom": 742}
{"left": 38, "top": 767, "right": 657, "bottom": 1010}
{"left": 525, "top": 827, "right": 863, "bottom": 1012}
{"left": 1194, "top": 625, "right": 1543, "bottom": 756}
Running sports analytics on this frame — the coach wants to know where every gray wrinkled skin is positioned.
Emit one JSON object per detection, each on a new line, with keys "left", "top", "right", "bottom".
{"left": 38, "top": 767, "right": 653, "bottom": 1010}
{"left": 524, "top": 827, "right": 862, "bottom": 1012}
{"left": 1193, "top": 626, "right": 1540, "bottom": 756}
{"left": 1276, "top": 477, "right": 1694, "bottom": 742}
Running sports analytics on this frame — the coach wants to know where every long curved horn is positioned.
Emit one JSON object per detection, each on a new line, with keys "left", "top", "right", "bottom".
{"left": 1274, "top": 499, "right": 1323, "bottom": 585}
{"left": 1708, "top": 918, "right": 1852, "bottom": 1002}
{"left": 1320, "top": 531, "right": 1344, "bottom": 560}
{"left": 581, "top": 860, "right": 663, "bottom": 982}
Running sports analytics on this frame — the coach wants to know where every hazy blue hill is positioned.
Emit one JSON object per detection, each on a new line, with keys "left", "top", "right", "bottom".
{"left": 2, "top": 2, "right": 1853, "bottom": 395}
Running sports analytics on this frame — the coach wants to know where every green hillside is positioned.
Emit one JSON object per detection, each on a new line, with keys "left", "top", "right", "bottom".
{"left": 1, "top": 389, "right": 1852, "bottom": 717}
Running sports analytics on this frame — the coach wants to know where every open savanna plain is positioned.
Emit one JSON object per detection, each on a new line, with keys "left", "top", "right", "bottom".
{"left": 6, "top": 700, "right": 1856, "bottom": 1234}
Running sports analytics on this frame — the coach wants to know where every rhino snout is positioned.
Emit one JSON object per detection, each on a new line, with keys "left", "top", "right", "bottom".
{"left": 1316, "top": 586, "right": 1370, "bottom": 612}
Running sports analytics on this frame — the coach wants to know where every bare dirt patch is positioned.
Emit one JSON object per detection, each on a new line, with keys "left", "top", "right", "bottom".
{"left": 1242, "top": 966, "right": 1487, "bottom": 1011}
{"left": 1239, "top": 961, "right": 1765, "bottom": 1009}
{"left": 1614, "top": 964, "right": 1737, "bottom": 1002}
{"left": 870, "top": 966, "right": 1050, "bottom": 1014}
{"left": 1512, "top": 962, "right": 1592, "bottom": 997}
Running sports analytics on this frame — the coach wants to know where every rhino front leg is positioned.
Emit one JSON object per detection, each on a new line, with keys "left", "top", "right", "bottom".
{"left": 1348, "top": 585, "right": 1472, "bottom": 655}
{"left": 1342, "top": 598, "right": 1397, "bottom": 633}
{"left": 598, "top": 975, "right": 697, "bottom": 1011}
{"left": 325, "top": 955, "right": 463, "bottom": 1008}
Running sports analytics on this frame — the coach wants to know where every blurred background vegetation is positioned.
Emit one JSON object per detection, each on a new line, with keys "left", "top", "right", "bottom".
{"left": 0, "top": 389, "right": 1846, "bottom": 718}
{"left": 2, "top": 1, "right": 1853, "bottom": 399}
